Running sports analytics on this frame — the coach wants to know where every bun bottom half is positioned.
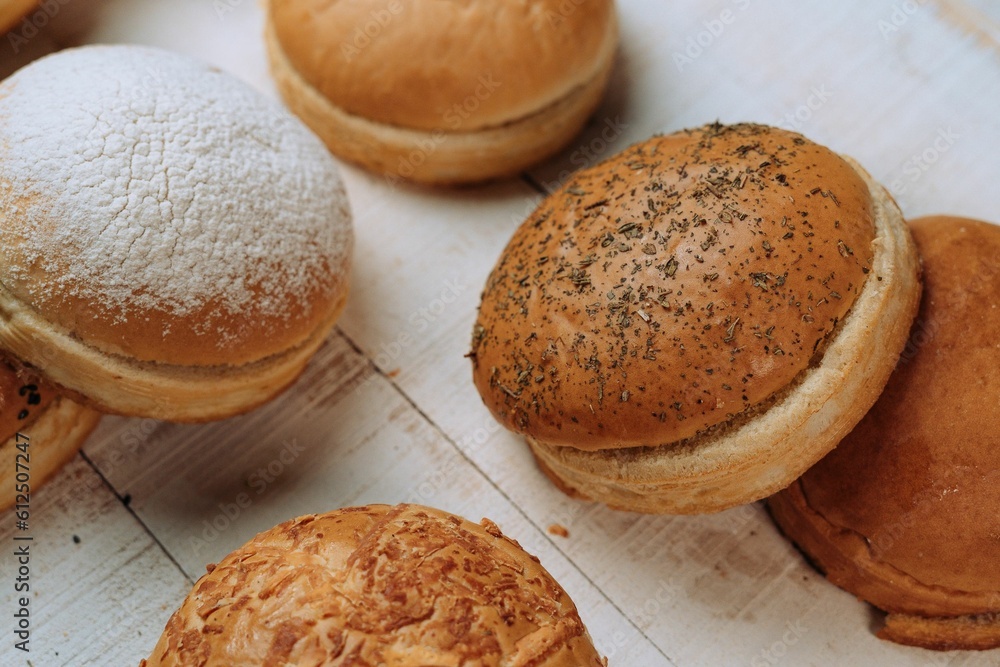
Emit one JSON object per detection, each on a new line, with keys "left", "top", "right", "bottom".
{"left": 0, "top": 282, "right": 349, "bottom": 422}
{"left": 264, "top": 22, "right": 616, "bottom": 185}
{"left": 525, "top": 159, "right": 921, "bottom": 514}
{"left": 769, "top": 482, "right": 1000, "bottom": 651}
{"left": 0, "top": 396, "right": 102, "bottom": 510}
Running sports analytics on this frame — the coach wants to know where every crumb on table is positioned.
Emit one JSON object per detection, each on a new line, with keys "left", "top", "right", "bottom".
{"left": 548, "top": 524, "right": 570, "bottom": 538}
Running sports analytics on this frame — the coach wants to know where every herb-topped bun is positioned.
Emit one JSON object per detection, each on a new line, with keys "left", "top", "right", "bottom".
{"left": 769, "top": 216, "right": 1000, "bottom": 651}
{"left": 0, "top": 45, "right": 353, "bottom": 421}
{"left": 470, "top": 122, "right": 922, "bottom": 514}
{"left": 142, "top": 504, "right": 606, "bottom": 666}
{"left": 0, "top": 359, "right": 101, "bottom": 510}
{"left": 265, "top": 0, "right": 618, "bottom": 184}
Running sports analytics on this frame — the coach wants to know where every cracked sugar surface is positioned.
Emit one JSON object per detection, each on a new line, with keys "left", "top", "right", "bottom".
{"left": 0, "top": 45, "right": 352, "bottom": 331}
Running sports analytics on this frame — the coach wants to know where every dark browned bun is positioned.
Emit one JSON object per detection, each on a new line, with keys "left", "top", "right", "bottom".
{"left": 470, "top": 122, "right": 922, "bottom": 513}
{"left": 769, "top": 216, "right": 1000, "bottom": 650}
{"left": 0, "top": 358, "right": 102, "bottom": 510}
{"left": 142, "top": 504, "right": 606, "bottom": 666}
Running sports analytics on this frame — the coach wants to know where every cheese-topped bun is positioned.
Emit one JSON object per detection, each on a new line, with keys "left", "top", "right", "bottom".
{"left": 0, "top": 358, "right": 101, "bottom": 510}
{"left": 470, "top": 122, "right": 922, "bottom": 514}
{"left": 265, "top": 0, "right": 618, "bottom": 184}
{"left": 769, "top": 216, "right": 1000, "bottom": 651}
{"left": 0, "top": 45, "right": 353, "bottom": 421}
{"left": 141, "top": 504, "right": 605, "bottom": 666}
{"left": 0, "top": 0, "right": 36, "bottom": 34}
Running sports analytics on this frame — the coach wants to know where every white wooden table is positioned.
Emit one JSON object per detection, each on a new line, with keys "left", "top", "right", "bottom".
{"left": 1, "top": 1, "right": 998, "bottom": 665}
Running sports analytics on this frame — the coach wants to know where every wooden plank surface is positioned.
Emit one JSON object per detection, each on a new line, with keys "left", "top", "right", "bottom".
{"left": 0, "top": 0, "right": 998, "bottom": 665}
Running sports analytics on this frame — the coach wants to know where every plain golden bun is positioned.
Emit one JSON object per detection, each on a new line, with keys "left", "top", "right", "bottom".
{"left": 769, "top": 216, "right": 1000, "bottom": 651}
{"left": 470, "top": 123, "right": 922, "bottom": 513}
{"left": 0, "top": 360, "right": 101, "bottom": 510}
{"left": 0, "top": 45, "right": 353, "bottom": 421}
{"left": 142, "top": 504, "right": 606, "bottom": 666}
{"left": 266, "top": 0, "right": 618, "bottom": 184}
{"left": 0, "top": 0, "right": 36, "bottom": 34}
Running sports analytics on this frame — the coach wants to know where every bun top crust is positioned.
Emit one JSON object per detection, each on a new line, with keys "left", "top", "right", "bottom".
{"left": 0, "top": 45, "right": 353, "bottom": 367}
{"left": 0, "top": 360, "right": 56, "bottom": 443}
{"left": 269, "top": 0, "right": 618, "bottom": 132}
{"left": 142, "top": 504, "right": 604, "bottom": 667}
{"left": 471, "top": 123, "right": 876, "bottom": 450}
{"left": 797, "top": 216, "right": 1000, "bottom": 611}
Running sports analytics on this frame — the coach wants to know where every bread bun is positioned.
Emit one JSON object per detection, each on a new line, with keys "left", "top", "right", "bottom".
{"left": 0, "top": 0, "right": 36, "bottom": 35}
{"left": 470, "top": 122, "right": 922, "bottom": 513}
{"left": 768, "top": 216, "right": 1000, "bottom": 650}
{"left": 265, "top": 0, "right": 618, "bottom": 184}
{"left": 0, "top": 45, "right": 353, "bottom": 421}
{"left": 0, "top": 359, "right": 101, "bottom": 510}
{"left": 142, "top": 504, "right": 606, "bottom": 666}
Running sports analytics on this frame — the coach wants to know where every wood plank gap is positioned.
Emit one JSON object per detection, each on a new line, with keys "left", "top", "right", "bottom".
{"left": 522, "top": 172, "right": 552, "bottom": 197}
{"left": 77, "top": 449, "right": 195, "bottom": 587}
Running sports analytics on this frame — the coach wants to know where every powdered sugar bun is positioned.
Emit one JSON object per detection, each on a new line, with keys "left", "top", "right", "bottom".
{"left": 0, "top": 45, "right": 353, "bottom": 421}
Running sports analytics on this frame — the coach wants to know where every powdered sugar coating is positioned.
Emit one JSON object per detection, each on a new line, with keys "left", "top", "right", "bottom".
{"left": 0, "top": 45, "right": 352, "bottom": 352}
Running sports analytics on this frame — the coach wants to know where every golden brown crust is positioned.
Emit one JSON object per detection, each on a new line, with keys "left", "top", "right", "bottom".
{"left": 0, "top": 244, "right": 341, "bottom": 369}
{"left": 768, "top": 216, "right": 1000, "bottom": 649}
{"left": 879, "top": 612, "right": 1000, "bottom": 651}
{"left": 0, "top": 281, "right": 348, "bottom": 421}
{"left": 472, "top": 123, "right": 877, "bottom": 451}
{"left": 0, "top": 0, "right": 36, "bottom": 35}
{"left": 143, "top": 504, "right": 605, "bottom": 666}
{"left": 0, "top": 173, "right": 349, "bottom": 370}
{"left": 0, "top": 394, "right": 102, "bottom": 511}
{"left": 269, "top": 0, "right": 617, "bottom": 132}
{"left": 265, "top": 19, "right": 617, "bottom": 185}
